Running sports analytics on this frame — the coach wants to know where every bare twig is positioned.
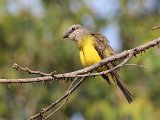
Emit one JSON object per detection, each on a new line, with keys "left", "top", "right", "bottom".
{"left": 28, "top": 77, "right": 86, "bottom": 120}
{"left": 152, "top": 25, "right": 160, "bottom": 30}
{"left": 44, "top": 77, "right": 78, "bottom": 120}
{"left": 125, "top": 64, "right": 151, "bottom": 69}
{"left": 13, "top": 63, "right": 51, "bottom": 76}
{"left": 0, "top": 76, "right": 53, "bottom": 84}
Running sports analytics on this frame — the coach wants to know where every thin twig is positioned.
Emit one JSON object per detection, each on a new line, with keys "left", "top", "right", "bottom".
{"left": 0, "top": 76, "right": 53, "bottom": 84}
{"left": 125, "top": 64, "right": 151, "bottom": 69}
{"left": 28, "top": 77, "right": 86, "bottom": 120}
{"left": 44, "top": 77, "right": 78, "bottom": 120}
{"left": 152, "top": 25, "right": 160, "bottom": 30}
{"left": 13, "top": 63, "right": 51, "bottom": 76}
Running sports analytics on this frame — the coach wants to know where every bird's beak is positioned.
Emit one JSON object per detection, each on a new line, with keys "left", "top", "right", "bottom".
{"left": 62, "top": 31, "right": 69, "bottom": 38}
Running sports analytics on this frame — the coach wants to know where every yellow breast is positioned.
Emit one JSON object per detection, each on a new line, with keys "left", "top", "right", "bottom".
{"left": 78, "top": 36, "right": 102, "bottom": 67}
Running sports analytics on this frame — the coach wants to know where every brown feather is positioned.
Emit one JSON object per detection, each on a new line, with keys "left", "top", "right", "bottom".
{"left": 91, "top": 32, "right": 133, "bottom": 103}
{"left": 101, "top": 74, "right": 111, "bottom": 85}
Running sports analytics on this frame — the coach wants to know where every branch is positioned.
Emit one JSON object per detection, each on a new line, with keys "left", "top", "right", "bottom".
{"left": 43, "top": 77, "right": 78, "bottom": 120}
{"left": 28, "top": 77, "right": 86, "bottom": 120}
{"left": 0, "top": 37, "right": 159, "bottom": 84}
{"left": 12, "top": 63, "right": 51, "bottom": 76}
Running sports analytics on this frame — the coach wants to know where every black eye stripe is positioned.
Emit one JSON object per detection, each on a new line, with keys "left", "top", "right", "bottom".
{"left": 69, "top": 27, "right": 78, "bottom": 34}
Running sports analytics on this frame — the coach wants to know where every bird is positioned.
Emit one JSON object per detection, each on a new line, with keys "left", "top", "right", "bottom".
{"left": 62, "top": 24, "right": 133, "bottom": 103}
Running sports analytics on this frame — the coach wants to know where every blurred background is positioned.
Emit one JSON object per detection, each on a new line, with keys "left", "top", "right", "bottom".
{"left": 0, "top": 0, "right": 160, "bottom": 120}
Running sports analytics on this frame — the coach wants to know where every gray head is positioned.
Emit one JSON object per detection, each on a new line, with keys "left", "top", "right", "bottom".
{"left": 62, "top": 24, "right": 90, "bottom": 41}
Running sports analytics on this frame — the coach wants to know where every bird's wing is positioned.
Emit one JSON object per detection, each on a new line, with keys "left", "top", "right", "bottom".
{"left": 91, "top": 32, "right": 117, "bottom": 80}
{"left": 91, "top": 32, "right": 116, "bottom": 66}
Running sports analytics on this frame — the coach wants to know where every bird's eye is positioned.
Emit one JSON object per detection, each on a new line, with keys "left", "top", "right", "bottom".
{"left": 72, "top": 27, "right": 75, "bottom": 31}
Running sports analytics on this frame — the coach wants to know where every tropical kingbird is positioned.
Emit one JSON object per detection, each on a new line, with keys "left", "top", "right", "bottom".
{"left": 63, "top": 24, "right": 132, "bottom": 103}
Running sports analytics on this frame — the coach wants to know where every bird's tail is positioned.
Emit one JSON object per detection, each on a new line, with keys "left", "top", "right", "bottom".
{"left": 115, "top": 76, "right": 133, "bottom": 103}
{"left": 102, "top": 74, "right": 133, "bottom": 103}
